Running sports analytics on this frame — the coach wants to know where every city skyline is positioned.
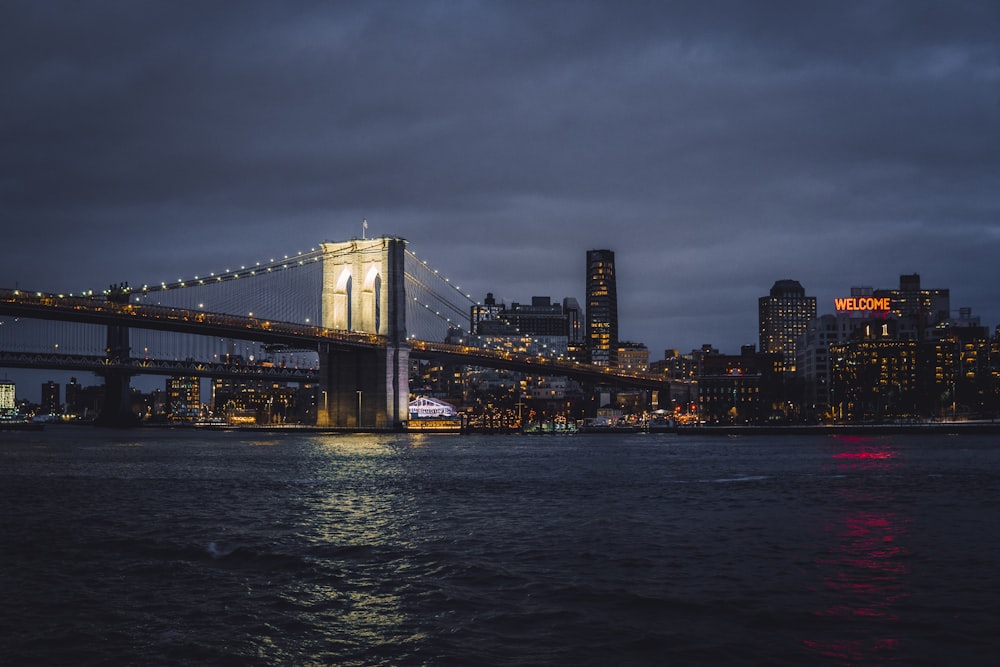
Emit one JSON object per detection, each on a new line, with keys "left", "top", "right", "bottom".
{"left": 0, "top": 250, "right": 994, "bottom": 404}
{"left": 2, "top": 1, "right": 998, "bottom": 380}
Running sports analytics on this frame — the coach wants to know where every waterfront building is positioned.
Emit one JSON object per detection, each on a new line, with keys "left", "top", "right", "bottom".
{"left": 759, "top": 279, "right": 816, "bottom": 374}
{"left": 166, "top": 376, "right": 201, "bottom": 421}
{"left": 586, "top": 249, "right": 619, "bottom": 367}
{"left": 41, "top": 380, "right": 60, "bottom": 415}
{"left": 797, "top": 312, "right": 867, "bottom": 416}
{"left": 828, "top": 313, "right": 998, "bottom": 421}
{"left": 211, "top": 377, "right": 300, "bottom": 425}
{"left": 65, "top": 377, "right": 81, "bottom": 415}
{"left": 694, "top": 345, "right": 784, "bottom": 424}
{"left": 0, "top": 380, "right": 15, "bottom": 417}
{"left": 874, "top": 273, "right": 949, "bottom": 341}
{"left": 800, "top": 277, "right": 986, "bottom": 421}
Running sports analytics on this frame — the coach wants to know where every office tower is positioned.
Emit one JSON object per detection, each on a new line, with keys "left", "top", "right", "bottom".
{"left": 166, "top": 376, "right": 201, "bottom": 420}
{"left": 586, "top": 249, "right": 618, "bottom": 367}
{"left": 0, "top": 380, "right": 14, "bottom": 415}
{"left": 508, "top": 297, "right": 568, "bottom": 337}
{"left": 562, "top": 297, "right": 583, "bottom": 343}
{"left": 759, "top": 279, "right": 816, "bottom": 373}
{"left": 471, "top": 292, "right": 507, "bottom": 334}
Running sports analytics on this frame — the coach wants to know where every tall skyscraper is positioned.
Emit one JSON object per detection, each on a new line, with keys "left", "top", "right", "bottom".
{"left": 41, "top": 380, "right": 60, "bottom": 415}
{"left": 65, "top": 377, "right": 81, "bottom": 415}
{"left": 586, "top": 249, "right": 619, "bottom": 367}
{"left": 759, "top": 279, "right": 816, "bottom": 373}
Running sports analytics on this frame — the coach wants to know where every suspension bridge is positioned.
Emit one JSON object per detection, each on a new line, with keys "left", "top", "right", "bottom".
{"left": 0, "top": 237, "right": 667, "bottom": 427}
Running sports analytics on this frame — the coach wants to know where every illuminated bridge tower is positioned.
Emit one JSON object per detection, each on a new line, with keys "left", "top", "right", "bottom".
{"left": 317, "top": 237, "right": 409, "bottom": 429}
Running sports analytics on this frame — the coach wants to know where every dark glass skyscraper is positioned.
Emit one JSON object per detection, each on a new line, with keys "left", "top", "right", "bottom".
{"left": 586, "top": 249, "right": 618, "bottom": 366}
{"left": 41, "top": 380, "right": 60, "bottom": 415}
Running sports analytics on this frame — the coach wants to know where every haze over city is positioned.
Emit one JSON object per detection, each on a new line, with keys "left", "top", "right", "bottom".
{"left": 2, "top": 0, "right": 998, "bottom": 396}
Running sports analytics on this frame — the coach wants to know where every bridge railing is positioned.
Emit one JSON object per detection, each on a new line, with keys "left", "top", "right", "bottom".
{"left": 0, "top": 288, "right": 385, "bottom": 348}
{"left": 408, "top": 339, "right": 668, "bottom": 387}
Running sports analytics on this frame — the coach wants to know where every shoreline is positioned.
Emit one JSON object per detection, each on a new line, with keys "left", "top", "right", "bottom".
{"left": 671, "top": 422, "right": 1000, "bottom": 436}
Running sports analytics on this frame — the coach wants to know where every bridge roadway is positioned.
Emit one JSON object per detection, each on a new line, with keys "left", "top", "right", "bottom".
{"left": 0, "top": 350, "right": 318, "bottom": 382}
{"left": 0, "top": 288, "right": 669, "bottom": 390}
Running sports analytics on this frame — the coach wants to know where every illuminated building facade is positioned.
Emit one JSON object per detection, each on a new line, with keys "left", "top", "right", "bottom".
{"left": 471, "top": 292, "right": 506, "bottom": 334}
{"left": 829, "top": 318, "right": 999, "bottom": 421}
{"left": 874, "top": 273, "right": 950, "bottom": 341}
{"left": 650, "top": 349, "right": 696, "bottom": 380}
{"left": 211, "top": 377, "right": 300, "bottom": 425}
{"left": 797, "top": 311, "right": 877, "bottom": 415}
{"left": 166, "top": 376, "right": 201, "bottom": 421}
{"left": 617, "top": 342, "right": 649, "bottom": 371}
{"left": 586, "top": 249, "right": 618, "bottom": 367}
{"left": 759, "top": 279, "right": 816, "bottom": 373}
{"left": 0, "top": 381, "right": 15, "bottom": 416}
{"left": 471, "top": 293, "right": 580, "bottom": 342}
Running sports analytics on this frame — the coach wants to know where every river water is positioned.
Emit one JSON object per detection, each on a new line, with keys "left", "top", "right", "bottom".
{"left": 2, "top": 427, "right": 998, "bottom": 665}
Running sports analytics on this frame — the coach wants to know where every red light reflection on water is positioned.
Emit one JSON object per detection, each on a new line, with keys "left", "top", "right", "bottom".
{"left": 803, "top": 439, "right": 910, "bottom": 663}
{"left": 833, "top": 451, "right": 894, "bottom": 461}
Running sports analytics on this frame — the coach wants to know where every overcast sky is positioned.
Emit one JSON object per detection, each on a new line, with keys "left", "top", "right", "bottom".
{"left": 2, "top": 1, "right": 999, "bottom": 396}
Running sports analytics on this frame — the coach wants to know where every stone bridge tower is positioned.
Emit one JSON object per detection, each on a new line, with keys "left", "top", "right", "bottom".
{"left": 317, "top": 237, "right": 409, "bottom": 429}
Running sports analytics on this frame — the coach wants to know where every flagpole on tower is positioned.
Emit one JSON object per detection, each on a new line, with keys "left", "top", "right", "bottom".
{"left": 362, "top": 218, "right": 368, "bottom": 240}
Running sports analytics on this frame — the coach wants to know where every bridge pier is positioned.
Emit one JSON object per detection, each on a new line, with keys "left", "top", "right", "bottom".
{"left": 316, "top": 236, "right": 410, "bottom": 430}
{"left": 95, "top": 319, "right": 139, "bottom": 427}
{"left": 317, "top": 343, "right": 410, "bottom": 429}
{"left": 95, "top": 367, "right": 138, "bottom": 427}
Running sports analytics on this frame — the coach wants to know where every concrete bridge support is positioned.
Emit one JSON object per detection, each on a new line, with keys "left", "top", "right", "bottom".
{"left": 317, "top": 237, "right": 409, "bottom": 429}
{"left": 95, "top": 321, "right": 139, "bottom": 427}
{"left": 316, "top": 343, "right": 410, "bottom": 429}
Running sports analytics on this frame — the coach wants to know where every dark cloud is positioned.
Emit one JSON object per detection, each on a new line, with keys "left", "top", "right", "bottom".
{"left": 2, "top": 0, "right": 998, "bottom": 379}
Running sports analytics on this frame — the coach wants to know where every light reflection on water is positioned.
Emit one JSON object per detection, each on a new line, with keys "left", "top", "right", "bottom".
{"left": 309, "top": 434, "right": 407, "bottom": 457}
{"left": 299, "top": 433, "right": 418, "bottom": 658}
{"left": 247, "top": 438, "right": 281, "bottom": 447}
{"left": 3, "top": 429, "right": 998, "bottom": 665}
{"left": 804, "top": 436, "right": 911, "bottom": 663}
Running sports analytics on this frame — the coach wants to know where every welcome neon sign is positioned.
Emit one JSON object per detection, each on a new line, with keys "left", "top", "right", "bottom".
{"left": 834, "top": 296, "right": 891, "bottom": 316}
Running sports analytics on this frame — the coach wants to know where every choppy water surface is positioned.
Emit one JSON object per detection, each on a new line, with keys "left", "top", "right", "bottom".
{"left": 2, "top": 428, "right": 999, "bottom": 665}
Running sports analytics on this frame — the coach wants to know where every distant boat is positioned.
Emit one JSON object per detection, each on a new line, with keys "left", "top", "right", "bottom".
{"left": 646, "top": 416, "right": 675, "bottom": 433}
{"left": 581, "top": 418, "right": 639, "bottom": 434}
{"left": 406, "top": 396, "right": 463, "bottom": 432}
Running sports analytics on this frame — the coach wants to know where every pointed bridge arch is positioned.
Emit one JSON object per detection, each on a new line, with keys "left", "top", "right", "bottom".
{"left": 318, "top": 237, "right": 408, "bottom": 428}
